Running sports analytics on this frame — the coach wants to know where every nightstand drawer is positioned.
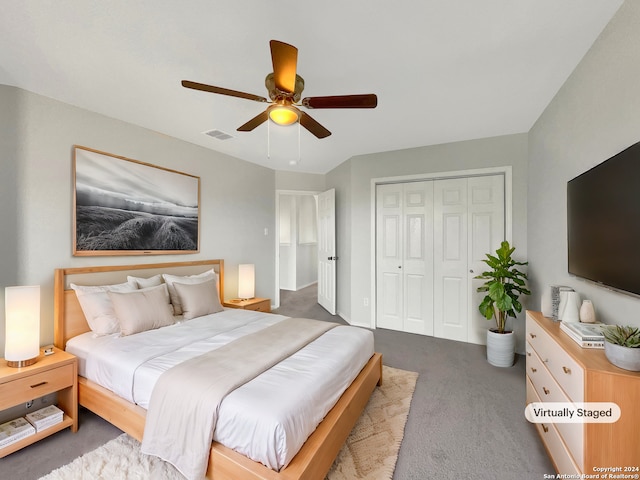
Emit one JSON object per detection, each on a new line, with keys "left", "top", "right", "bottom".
{"left": 224, "top": 298, "right": 271, "bottom": 312}
{"left": 245, "top": 299, "right": 271, "bottom": 312}
{"left": 0, "top": 363, "right": 74, "bottom": 409}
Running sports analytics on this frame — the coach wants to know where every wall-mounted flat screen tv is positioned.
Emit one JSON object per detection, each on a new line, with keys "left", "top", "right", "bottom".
{"left": 567, "top": 140, "right": 640, "bottom": 297}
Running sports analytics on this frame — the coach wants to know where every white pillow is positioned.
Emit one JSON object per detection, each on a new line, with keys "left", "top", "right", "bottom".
{"left": 108, "top": 284, "right": 175, "bottom": 336}
{"left": 70, "top": 282, "right": 137, "bottom": 335}
{"left": 174, "top": 278, "right": 224, "bottom": 320}
{"left": 162, "top": 269, "right": 218, "bottom": 315}
{"left": 127, "top": 274, "right": 163, "bottom": 289}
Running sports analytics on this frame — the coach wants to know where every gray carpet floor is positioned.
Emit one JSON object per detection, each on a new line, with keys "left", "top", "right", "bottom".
{"left": 2, "top": 285, "right": 555, "bottom": 479}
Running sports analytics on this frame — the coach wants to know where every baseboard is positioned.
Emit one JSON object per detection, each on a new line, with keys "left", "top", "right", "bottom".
{"left": 295, "top": 281, "right": 318, "bottom": 291}
{"left": 337, "top": 310, "right": 351, "bottom": 324}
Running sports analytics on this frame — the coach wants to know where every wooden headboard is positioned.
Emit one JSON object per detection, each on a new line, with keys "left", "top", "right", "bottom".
{"left": 53, "top": 259, "right": 224, "bottom": 350}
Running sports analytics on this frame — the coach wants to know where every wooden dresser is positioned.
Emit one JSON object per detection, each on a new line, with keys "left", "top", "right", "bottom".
{"left": 526, "top": 311, "right": 640, "bottom": 474}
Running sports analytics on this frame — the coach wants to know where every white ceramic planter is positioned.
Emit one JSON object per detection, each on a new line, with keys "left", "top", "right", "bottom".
{"left": 604, "top": 341, "right": 640, "bottom": 371}
{"left": 486, "top": 329, "right": 516, "bottom": 367}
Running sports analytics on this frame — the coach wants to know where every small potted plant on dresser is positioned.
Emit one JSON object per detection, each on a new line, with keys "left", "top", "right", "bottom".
{"left": 602, "top": 325, "right": 640, "bottom": 371}
{"left": 475, "top": 241, "right": 531, "bottom": 367}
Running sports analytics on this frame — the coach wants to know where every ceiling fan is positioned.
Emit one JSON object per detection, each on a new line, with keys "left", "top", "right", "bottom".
{"left": 182, "top": 40, "right": 377, "bottom": 139}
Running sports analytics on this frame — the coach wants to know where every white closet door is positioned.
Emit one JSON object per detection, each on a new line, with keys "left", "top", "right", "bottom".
{"left": 403, "top": 181, "right": 434, "bottom": 335}
{"left": 467, "top": 175, "right": 505, "bottom": 344}
{"left": 433, "top": 178, "right": 469, "bottom": 342}
{"left": 376, "top": 183, "right": 403, "bottom": 330}
{"left": 376, "top": 182, "right": 433, "bottom": 334}
{"left": 317, "top": 189, "right": 336, "bottom": 314}
{"left": 433, "top": 175, "right": 505, "bottom": 343}
{"left": 376, "top": 174, "right": 504, "bottom": 343}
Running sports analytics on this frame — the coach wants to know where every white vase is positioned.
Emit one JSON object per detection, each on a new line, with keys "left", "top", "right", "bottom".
{"left": 579, "top": 300, "right": 596, "bottom": 323}
{"left": 560, "top": 291, "right": 581, "bottom": 323}
{"left": 486, "top": 329, "right": 516, "bottom": 367}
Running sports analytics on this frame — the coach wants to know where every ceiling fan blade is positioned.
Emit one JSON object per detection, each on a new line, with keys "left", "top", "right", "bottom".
{"left": 302, "top": 94, "right": 378, "bottom": 109}
{"left": 270, "top": 40, "right": 298, "bottom": 94}
{"left": 182, "top": 80, "right": 268, "bottom": 103}
{"left": 299, "top": 112, "right": 331, "bottom": 139}
{"left": 237, "top": 110, "right": 269, "bottom": 132}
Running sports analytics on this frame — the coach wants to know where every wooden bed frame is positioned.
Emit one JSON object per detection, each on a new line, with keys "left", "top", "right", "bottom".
{"left": 53, "top": 259, "right": 383, "bottom": 480}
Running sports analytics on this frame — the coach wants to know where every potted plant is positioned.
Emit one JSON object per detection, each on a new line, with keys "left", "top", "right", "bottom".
{"left": 475, "top": 241, "right": 531, "bottom": 367}
{"left": 602, "top": 325, "right": 640, "bottom": 371}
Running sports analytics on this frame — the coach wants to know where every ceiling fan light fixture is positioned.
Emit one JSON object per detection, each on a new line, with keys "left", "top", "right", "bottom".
{"left": 269, "top": 105, "right": 299, "bottom": 126}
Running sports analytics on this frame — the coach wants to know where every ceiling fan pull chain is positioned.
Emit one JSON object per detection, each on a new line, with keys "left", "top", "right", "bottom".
{"left": 298, "top": 122, "right": 301, "bottom": 164}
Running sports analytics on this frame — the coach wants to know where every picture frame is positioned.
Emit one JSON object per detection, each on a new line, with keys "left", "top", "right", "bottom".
{"left": 73, "top": 146, "right": 200, "bottom": 256}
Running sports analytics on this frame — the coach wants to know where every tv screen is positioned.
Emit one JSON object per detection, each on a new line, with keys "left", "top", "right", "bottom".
{"left": 567, "top": 140, "right": 640, "bottom": 297}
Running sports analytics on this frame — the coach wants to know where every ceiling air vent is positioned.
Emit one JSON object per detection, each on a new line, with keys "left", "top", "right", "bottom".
{"left": 203, "top": 129, "right": 233, "bottom": 140}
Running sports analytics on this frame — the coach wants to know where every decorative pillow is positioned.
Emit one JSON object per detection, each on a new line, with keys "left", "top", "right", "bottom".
{"left": 173, "top": 278, "right": 224, "bottom": 320}
{"left": 127, "top": 274, "right": 163, "bottom": 289}
{"left": 162, "top": 269, "right": 218, "bottom": 315}
{"left": 70, "top": 282, "right": 137, "bottom": 335}
{"left": 108, "top": 284, "right": 175, "bottom": 336}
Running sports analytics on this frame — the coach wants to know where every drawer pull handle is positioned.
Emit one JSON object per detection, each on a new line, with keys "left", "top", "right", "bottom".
{"left": 30, "top": 381, "right": 48, "bottom": 388}
{"left": 529, "top": 333, "right": 537, "bottom": 339}
{"left": 530, "top": 367, "right": 537, "bottom": 373}
{"left": 543, "top": 387, "right": 550, "bottom": 395}
{"left": 562, "top": 366, "right": 571, "bottom": 374}
{"left": 526, "top": 351, "right": 531, "bottom": 357}
{"left": 542, "top": 424, "right": 549, "bottom": 433}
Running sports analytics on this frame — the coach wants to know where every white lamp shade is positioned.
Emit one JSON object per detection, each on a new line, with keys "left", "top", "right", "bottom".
{"left": 5, "top": 285, "right": 40, "bottom": 364}
{"left": 238, "top": 264, "right": 255, "bottom": 299}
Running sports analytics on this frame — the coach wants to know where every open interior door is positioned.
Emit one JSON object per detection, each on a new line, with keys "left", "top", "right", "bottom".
{"left": 317, "top": 188, "right": 336, "bottom": 314}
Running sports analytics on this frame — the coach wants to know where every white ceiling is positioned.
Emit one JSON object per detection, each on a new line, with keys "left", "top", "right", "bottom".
{"left": 0, "top": 1, "right": 623, "bottom": 174}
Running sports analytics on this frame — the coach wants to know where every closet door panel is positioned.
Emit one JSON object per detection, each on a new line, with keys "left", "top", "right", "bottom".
{"left": 434, "top": 179, "right": 468, "bottom": 342}
{"left": 376, "top": 184, "right": 404, "bottom": 330}
{"left": 403, "top": 181, "right": 433, "bottom": 335}
{"left": 468, "top": 175, "right": 505, "bottom": 344}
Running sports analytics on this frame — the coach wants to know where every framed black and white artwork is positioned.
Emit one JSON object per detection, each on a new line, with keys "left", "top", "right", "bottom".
{"left": 73, "top": 146, "right": 200, "bottom": 256}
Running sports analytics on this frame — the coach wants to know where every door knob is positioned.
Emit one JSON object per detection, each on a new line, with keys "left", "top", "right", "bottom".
{"left": 327, "top": 256, "right": 338, "bottom": 261}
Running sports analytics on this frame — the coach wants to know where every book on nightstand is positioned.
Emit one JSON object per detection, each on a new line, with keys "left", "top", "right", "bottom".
{"left": 25, "top": 405, "right": 64, "bottom": 432}
{"left": 560, "top": 321, "right": 605, "bottom": 349}
{"left": 0, "top": 417, "right": 36, "bottom": 448}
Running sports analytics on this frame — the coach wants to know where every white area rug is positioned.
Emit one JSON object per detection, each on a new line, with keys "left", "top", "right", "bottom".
{"left": 40, "top": 366, "right": 418, "bottom": 480}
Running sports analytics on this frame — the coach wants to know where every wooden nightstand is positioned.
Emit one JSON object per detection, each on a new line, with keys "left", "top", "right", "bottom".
{"left": 224, "top": 298, "right": 271, "bottom": 313}
{"left": 0, "top": 347, "right": 78, "bottom": 457}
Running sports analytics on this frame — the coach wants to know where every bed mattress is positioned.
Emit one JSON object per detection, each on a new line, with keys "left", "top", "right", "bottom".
{"left": 66, "top": 308, "right": 374, "bottom": 470}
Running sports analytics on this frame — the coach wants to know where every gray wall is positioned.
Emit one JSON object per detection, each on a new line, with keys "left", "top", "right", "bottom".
{"left": 327, "top": 133, "right": 529, "bottom": 332}
{"left": 0, "top": 87, "right": 21, "bottom": 343}
{"left": 0, "top": 85, "right": 276, "bottom": 356}
{"left": 275, "top": 170, "right": 325, "bottom": 192}
{"left": 528, "top": 0, "right": 640, "bottom": 328}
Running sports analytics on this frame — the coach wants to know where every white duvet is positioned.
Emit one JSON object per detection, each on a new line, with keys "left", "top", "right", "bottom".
{"left": 66, "top": 308, "right": 374, "bottom": 471}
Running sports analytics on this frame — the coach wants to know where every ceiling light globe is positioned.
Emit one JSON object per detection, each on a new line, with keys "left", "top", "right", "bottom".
{"left": 269, "top": 106, "right": 299, "bottom": 126}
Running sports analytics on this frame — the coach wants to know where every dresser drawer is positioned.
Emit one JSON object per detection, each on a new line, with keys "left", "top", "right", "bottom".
{"left": 526, "top": 316, "right": 584, "bottom": 402}
{"left": 526, "top": 344, "right": 584, "bottom": 468}
{"left": 526, "top": 342, "right": 568, "bottom": 403}
{"left": 0, "top": 363, "right": 74, "bottom": 409}
{"left": 527, "top": 378, "right": 581, "bottom": 475}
